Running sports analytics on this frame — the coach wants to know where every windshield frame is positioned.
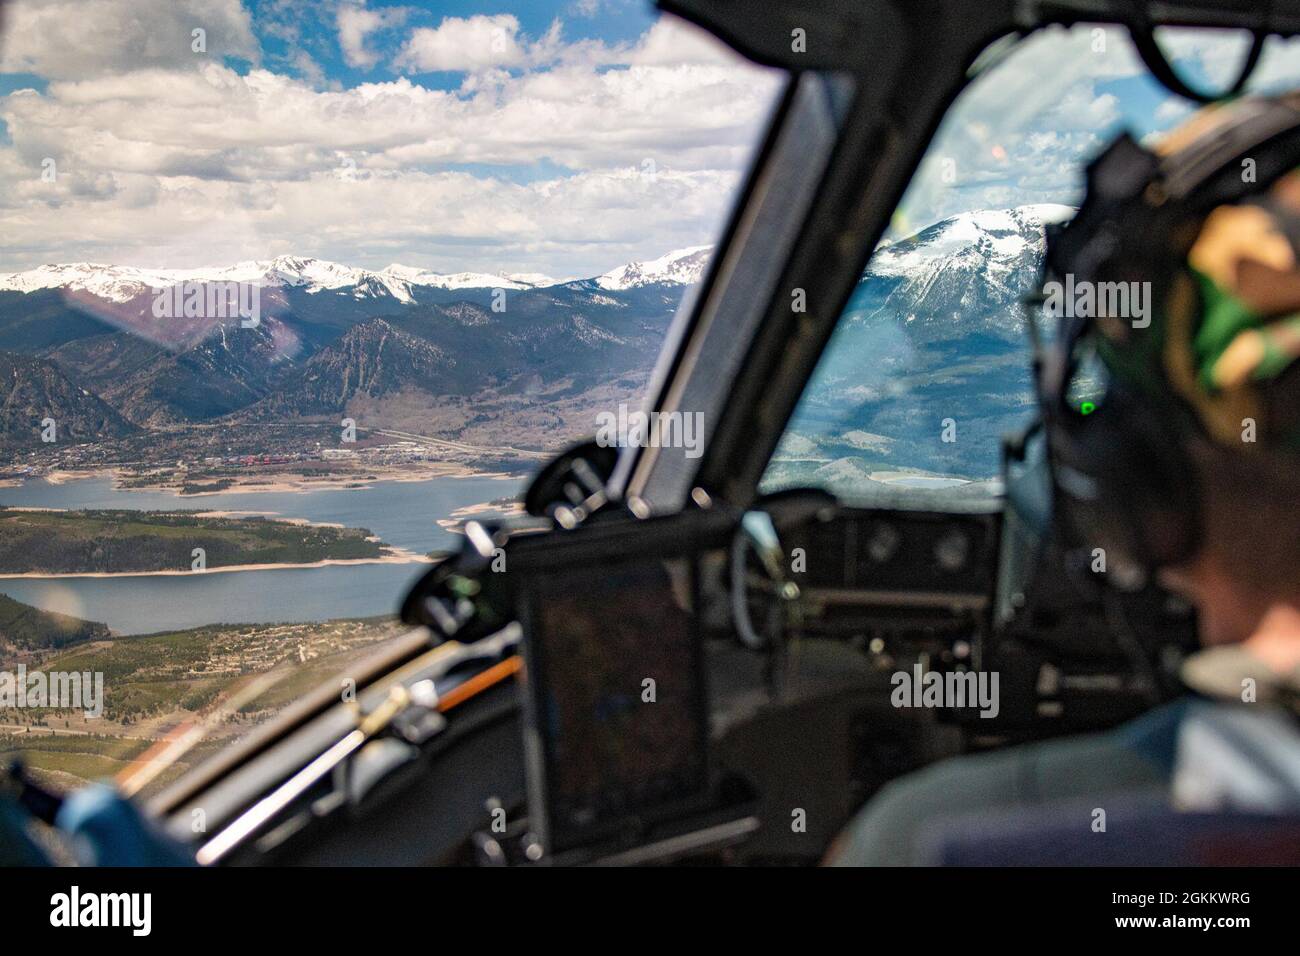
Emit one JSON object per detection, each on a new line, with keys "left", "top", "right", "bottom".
{"left": 629, "top": 1, "right": 1019, "bottom": 510}
{"left": 632, "top": 0, "right": 1300, "bottom": 512}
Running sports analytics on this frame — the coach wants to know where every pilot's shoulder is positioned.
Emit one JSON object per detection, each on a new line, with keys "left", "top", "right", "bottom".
{"left": 830, "top": 743, "right": 1035, "bottom": 866}
{"left": 830, "top": 700, "right": 1191, "bottom": 866}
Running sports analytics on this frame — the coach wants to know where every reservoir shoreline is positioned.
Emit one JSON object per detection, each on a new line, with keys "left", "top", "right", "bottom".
{"left": 0, "top": 472, "right": 524, "bottom": 635}
{"left": 0, "top": 550, "right": 434, "bottom": 580}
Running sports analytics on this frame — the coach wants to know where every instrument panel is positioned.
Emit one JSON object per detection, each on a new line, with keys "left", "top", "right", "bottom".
{"left": 780, "top": 505, "right": 1000, "bottom": 619}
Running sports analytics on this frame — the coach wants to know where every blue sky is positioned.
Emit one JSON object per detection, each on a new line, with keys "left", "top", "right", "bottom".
{"left": 250, "top": 0, "right": 658, "bottom": 93}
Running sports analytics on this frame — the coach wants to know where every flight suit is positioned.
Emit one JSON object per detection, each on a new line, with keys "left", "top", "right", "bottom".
{"left": 831, "top": 646, "right": 1300, "bottom": 865}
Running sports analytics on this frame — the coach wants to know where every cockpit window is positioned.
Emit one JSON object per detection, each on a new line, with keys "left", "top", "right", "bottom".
{"left": 761, "top": 25, "right": 1300, "bottom": 505}
{"left": 0, "top": 2, "right": 781, "bottom": 794}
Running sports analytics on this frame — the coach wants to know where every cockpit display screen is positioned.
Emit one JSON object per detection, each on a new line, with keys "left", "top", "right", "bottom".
{"left": 520, "top": 553, "right": 709, "bottom": 856}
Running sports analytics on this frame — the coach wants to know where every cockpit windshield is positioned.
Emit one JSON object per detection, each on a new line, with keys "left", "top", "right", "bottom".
{"left": 761, "top": 25, "right": 1300, "bottom": 505}
{"left": 0, "top": 2, "right": 780, "bottom": 795}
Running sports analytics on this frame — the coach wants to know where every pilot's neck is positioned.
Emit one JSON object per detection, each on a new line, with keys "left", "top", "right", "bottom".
{"left": 1241, "top": 603, "right": 1300, "bottom": 675}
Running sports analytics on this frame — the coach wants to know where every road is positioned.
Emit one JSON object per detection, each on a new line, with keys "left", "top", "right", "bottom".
{"left": 0, "top": 722, "right": 152, "bottom": 741}
{"left": 370, "top": 427, "right": 549, "bottom": 460}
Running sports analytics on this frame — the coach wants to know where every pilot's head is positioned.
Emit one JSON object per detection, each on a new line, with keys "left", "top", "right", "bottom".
{"left": 1044, "top": 94, "right": 1300, "bottom": 648}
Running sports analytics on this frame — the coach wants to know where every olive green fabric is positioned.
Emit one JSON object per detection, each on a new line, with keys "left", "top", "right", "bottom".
{"left": 1182, "top": 643, "right": 1300, "bottom": 714}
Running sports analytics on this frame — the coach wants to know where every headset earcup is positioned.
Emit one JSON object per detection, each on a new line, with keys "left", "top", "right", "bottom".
{"left": 1102, "top": 399, "right": 1200, "bottom": 566}
{"left": 1050, "top": 390, "right": 1200, "bottom": 571}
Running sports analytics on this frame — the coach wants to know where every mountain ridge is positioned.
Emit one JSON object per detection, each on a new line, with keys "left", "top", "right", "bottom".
{"left": 0, "top": 205, "right": 1068, "bottom": 466}
{"left": 0, "top": 244, "right": 717, "bottom": 305}
{"left": 0, "top": 351, "right": 139, "bottom": 452}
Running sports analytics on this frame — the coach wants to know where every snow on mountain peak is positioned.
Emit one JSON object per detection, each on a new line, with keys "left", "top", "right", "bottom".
{"left": 0, "top": 207, "right": 1076, "bottom": 305}
{"left": 595, "top": 244, "right": 714, "bottom": 291}
{"left": 0, "top": 248, "right": 706, "bottom": 304}
{"left": 0, "top": 257, "right": 563, "bottom": 304}
{"left": 0, "top": 256, "right": 397, "bottom": 303}
{"left": 869, "top": 204, "right": 1075, "bottom": 278}
{"left": 507, "top": 272, "right": 565, "bottom": 287}
{"left": 377, "top": 265, "right": 557, "bottom": 291}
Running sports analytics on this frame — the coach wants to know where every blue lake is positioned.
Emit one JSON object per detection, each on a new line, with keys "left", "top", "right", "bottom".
{"left": 0, "top": 474, "right": 523, "bottom": 635}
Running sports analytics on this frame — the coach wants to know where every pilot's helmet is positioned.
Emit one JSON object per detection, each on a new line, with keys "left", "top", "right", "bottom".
{"left": 1084, "top": 94, "right": 1300, "bottom": 455}
{"left": 1043, "top": 93, "right": 1300, "bottom": 572}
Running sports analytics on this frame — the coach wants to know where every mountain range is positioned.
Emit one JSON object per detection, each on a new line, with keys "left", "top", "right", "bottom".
{"left": 0, "top": 246, "right": 711, "bottom": 456}
{"left": 0, "top": 207, "right": 1066, "bottom": 480}
{"left": 0, "top": 243, "right": 712, "bottom": 303}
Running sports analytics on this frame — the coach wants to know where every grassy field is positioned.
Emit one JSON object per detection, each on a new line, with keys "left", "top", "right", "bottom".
{"left": 2, "top": 615, "right": 409, "bottom": 796}
{"left": 0, "top": 731, "right": 231, "bottom": 795}
{"left": 0, "top": 507, "right": 391, "bottom": 574}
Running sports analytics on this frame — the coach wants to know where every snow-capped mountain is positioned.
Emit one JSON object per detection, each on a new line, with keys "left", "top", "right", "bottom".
{"left": 1, "top": 209, "right": 1075, "bottom": 472}
{"left": 0, "top": 245, "right": 715, "bottom": 306}
{"left": 0, "top": 256, "right": 565, "bottom": 306}
{"left": 869, "top": 204, "right": 1072, "bottom": 279}
{"left": 854, "top": 203, "right": 1074, "bottom": 341}
{"left": 378, "top": 264, "right": 558, "bottom": 296}
{"left": 768, "top": 203, "right": 1075, "bottom": 492}
{"left": 0, "top": 207, "right": 1067, "bottom": 310}
{"left": 0, "top": 244, "right": 706, "bottom": 447}
{"left": 594, "top": 245, "right": 713, "bottom": 291}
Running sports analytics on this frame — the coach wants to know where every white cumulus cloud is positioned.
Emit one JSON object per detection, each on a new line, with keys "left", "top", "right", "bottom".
{"left": 0, "top": 9, "right": 782, "bottom": 278}
{"left": 394, "top": 14, "right": 528, "bottom": 73}
{"left": 0, "top": 0, "right": 258, "bottom": 80}
{"left": 337, "top": 1, "right": 409, "bottom": 70}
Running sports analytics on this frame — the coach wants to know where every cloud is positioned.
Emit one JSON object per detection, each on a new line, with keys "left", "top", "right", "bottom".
{"left": 0, "top": 0, "right": 258, "bottom": 80}
{"left": 0, "top": 162, "right": 746, "bottom": 280}
{"left": 0, "top": 13, "right": 780, "bottom": 277}
{"left": 337, "top": 1, "right": 409, "bottom": 70}
{"left": 885, "top": 24, "right": 1300, "bottom": 237}
{"left": 394, "top": 14, "right": 528, "bottom": 73}
{"left": 290, "top": 50, "right": 327, "bottom": 87}
{"left": 1245, "top": 34, "right": 1300, "bottom": 92}
{"left": 627, "top": 17, "right": 737, "bottom": 66}
{"left": 1154, "top": 97, "right": 1194, "bottom": 124}
{"left": 1, "top": 11, "right": 780, "bottom": 175}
